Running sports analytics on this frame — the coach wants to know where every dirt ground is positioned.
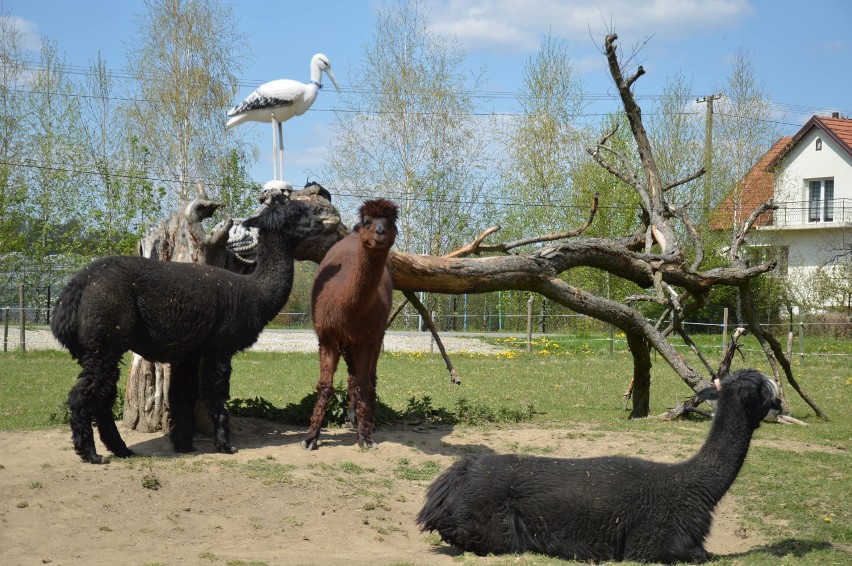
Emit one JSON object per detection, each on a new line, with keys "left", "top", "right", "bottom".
{"left": 0, "top": 418, "right": 769, "bottom": 566}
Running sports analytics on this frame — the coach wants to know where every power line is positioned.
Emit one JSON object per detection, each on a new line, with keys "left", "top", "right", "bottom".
{"left": 2, "top": 158, "right": 653, "bottom": 211}
{"left": 14, "top": 61, "right": 850, "bottom": 123}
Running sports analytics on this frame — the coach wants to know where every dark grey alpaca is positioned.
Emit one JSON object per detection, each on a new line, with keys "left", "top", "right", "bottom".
{"left": 417, "top": 369, "right": 781, "bottom": 563}
{"left": 50, "top": 185, "right": 338, "bottom": 464}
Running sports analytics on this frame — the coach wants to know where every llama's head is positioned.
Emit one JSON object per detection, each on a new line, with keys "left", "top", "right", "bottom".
{"left": 356, "top": 198, "right": 399, "bottom": 251}
{"left": 243, "top": 181, "right": 339, "bottom": 242}
{"left": 698, "top": 368, "right": 782, "bottom": 429}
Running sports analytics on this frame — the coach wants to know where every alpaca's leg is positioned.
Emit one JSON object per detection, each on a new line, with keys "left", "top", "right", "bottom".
{"left": 67, "top": 354, "right": 124, "bottom": 464}
{"left": 303, "top": 341, "right": 340, "bottom": 450}
{"left": 92, "top": 362, "right": 134, "bottom": 459}
{"left": 168, "top": 360, "right": 199, "bottom": 453}
{"left": 353, "top": 343, "right": 381, "bottom": 449}
{"left": 342, "top": 345, "right": 357, "bottom": 429}
{"left": 199, "top": 356, "right": 236, "bottom": 454}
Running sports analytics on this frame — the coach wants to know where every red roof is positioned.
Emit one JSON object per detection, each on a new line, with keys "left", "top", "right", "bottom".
{"left": 711, "top": 114, "right": 852, "bottom": 231}
{"left": 766, "top": 115, "right": 852, "bottom": 170}
{"left": 710, "top": 136, "right": 791, "bottom": 230}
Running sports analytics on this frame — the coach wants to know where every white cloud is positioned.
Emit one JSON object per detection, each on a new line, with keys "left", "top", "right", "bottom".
{"left": 428, "top": 0, "right": 755, "bottom": 53}
{"left": 3, "top": 16, "right": 42, "bottom": 52}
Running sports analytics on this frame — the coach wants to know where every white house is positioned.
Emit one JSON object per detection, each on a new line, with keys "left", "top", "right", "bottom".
{"left": 719, "top": 114, "right": 852, "bottom": 308}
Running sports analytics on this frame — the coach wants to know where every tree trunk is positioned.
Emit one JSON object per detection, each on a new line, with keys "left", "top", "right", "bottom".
{"left": 123, "top": 184, "right": 231, "bottom": 434}
{"left": 122, "top": 182, "right": 341, "bottom": 434}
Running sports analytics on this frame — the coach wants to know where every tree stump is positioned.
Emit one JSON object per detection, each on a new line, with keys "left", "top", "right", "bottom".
{"left": 122, "top": 184, "right": 232, "bottom": 434}
{"left": 122, "top": 182, "right": 342, "bottom": 435}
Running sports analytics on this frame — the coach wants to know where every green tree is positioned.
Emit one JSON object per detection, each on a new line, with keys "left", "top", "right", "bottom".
{"left": 714, "top": 45, "right": 782, "bottom": 230}
{"left": 11, "top": 39, "right": 88, "bottom": 316}
{"left": 125, "top": 0, "right": 248, "bottom": 205}
{"left": 79, "top": 52, "right": 164, "bottom": 256}
{"left": 0, "top": 9, "right": 30, "bottom": 276}
{"left": 321, "top": 0, "right": 495, "bottom": 256}
{"left": 212, "top": 147, "right": 260, "bottom": 221}
{"left": 500, "top": 32, "right": 587, "bottom": 241}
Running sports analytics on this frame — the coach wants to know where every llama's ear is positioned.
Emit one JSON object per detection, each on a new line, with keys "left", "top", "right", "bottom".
{"left": 696, "top": 384, "right": 720, "bottom": 403}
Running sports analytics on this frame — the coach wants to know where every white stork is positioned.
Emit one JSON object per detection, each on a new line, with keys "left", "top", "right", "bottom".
{"left": 226, "top": 53, "right": 341, "bottom": 181}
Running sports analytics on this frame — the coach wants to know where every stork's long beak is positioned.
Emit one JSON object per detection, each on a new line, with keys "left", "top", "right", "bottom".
{"left": 325, "top": 68, "right": 341, "bottom": 93}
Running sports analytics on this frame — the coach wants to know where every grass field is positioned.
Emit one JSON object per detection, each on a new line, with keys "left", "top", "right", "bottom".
{"left": 1, "top": 341, "right": 850, "bottom": 565}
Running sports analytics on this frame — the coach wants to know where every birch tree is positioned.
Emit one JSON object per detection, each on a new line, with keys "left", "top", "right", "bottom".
{"left": 125, "top": 0, "right": 248, "bottom": 206}
{"left": 0, "top": 9, "right": 29, "bottom": 276}
{"left": 321, "top": 0, "right": 496, "bottom": 256}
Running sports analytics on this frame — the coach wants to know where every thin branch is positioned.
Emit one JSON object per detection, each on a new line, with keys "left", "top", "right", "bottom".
{"left": 457, "top": 194, "right": 600, "bottom": 256}
{"left": 669, "top": 204, "right": 703, "bottom": 270}
{"left": 624, "top": 65, "right": 645, "bottom": 90}
{"left": 445, "top": 226, "right": 502, "bottom": 258}
{"left": 402, "top": 290, "right": 461, "bottom": 384}
{"left": 730, "top": 199, "right": 777, "bottom": 262}
{"left": 663, "top": 166, "right": 705, "bottom": 192}
{"left": 717, "top": 327, "right": 746, "bottom": 379}
{"left": 586, "top": 146, "right": 640, "bottom": 190}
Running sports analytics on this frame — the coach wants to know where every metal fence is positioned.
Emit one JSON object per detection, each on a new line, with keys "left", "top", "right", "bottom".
{"left": 4, "top": 302, "right": 850, "bottom": 357}
{"left": 770, "top": 198, "right": 852, "bottom": 226}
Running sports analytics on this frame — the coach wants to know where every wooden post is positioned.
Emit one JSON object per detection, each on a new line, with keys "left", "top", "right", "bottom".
{"left": 526, "top": 295, "right": 534, "bottom": 354}
{"left": 18, "top": 284, "right": 25, "bottom": 353}
{"left": 721, "top": 307, "right": 729, "bottom": 354}
{"left": 3, "top": 307, "right": 8, "bottom": 352}
{"left": 609, "top": 324, "right": 615, "bottom": 355}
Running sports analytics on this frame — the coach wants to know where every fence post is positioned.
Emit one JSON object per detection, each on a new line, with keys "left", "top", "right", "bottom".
{"left": 3, "top": 307, "right": 8, "bottom": 352}
{"left": 526, "top": 295, "right": 533, "bottom": 354}
{"left": 18, "top": 283, "right": 26, "bottom": 353}
{"left": 609, "top": 324, "right": 614, "bottom": 355}
{"left": 721, "top": 307, "right": 728, "bottom": 353}
{"left": 798, "top": 311, "right": 806, "bottom": 366}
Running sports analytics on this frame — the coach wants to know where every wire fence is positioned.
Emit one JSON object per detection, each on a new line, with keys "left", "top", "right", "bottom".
{"left": 3, "top": 301, "right": 850, "bottom": 360}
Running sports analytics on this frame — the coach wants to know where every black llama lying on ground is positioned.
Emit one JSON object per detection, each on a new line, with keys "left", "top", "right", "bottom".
{"left": 417, "top": 369, "right": 782, "bottom": 564}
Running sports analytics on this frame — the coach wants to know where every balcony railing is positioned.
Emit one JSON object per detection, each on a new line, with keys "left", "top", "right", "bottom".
{"left": 765, "top": 198, "right": 852, "bottom": 227}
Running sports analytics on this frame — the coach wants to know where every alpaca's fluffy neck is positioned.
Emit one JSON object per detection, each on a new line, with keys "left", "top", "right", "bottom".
{"left": 344, "top": 241, "right": 391, "bottom": 310}
{"left": 684, "top": 391, "right": 755, "bottom": 504}
{"left": 249, "top": 230, "right": 296, "bottom": 320}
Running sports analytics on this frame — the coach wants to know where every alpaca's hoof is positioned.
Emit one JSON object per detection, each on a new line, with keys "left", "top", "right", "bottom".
{"left": 301, "top": 438, "right": 318, "bottom": 450}
{"left": 358, "top": 438, "right": 377, "bottom": 450}
{"left": 216, "top": 444, "right": 238, "bottom": 455}
{"left": 113, "top": 448, "right": 135, "bottom": 459}
{"left": 81, "top": 453, "right": 107, "bottom": 465}
{"left": 173, "top": 443, "right": 196, "bottom": 454}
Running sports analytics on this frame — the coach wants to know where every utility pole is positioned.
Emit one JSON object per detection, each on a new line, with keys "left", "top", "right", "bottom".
{"left": 696, "top": 94, "right": 722, "bottom": 218}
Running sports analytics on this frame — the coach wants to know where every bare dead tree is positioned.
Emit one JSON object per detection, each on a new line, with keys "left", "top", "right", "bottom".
{"left": 125, "top": 34, "right": 826, "bottom": 431}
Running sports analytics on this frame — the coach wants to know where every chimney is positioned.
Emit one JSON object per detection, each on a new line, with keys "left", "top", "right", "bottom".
{"left": 832, "top": 111, "right": 840, "bottom": 118}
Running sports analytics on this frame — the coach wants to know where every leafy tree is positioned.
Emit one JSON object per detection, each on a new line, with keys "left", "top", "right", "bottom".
{"left": 78, "top": 52, "right": 163, "bottom": 256}
{"left": 321, "top": 0, "right": 496, "bottom": 256}
{"left": 212, "top": 147, "right": 262, "bottom": 221}
{"left": 500, "top": 32, "right": 587, "bottom": 241}
{"left": 18, "top": 39, "right": 88, "bottom": 311}
{"left": 713, "top": 45, "right": 782, "bottom": 230}
{"left": 125, "top": 0, "right": 248, "bottom": 205}
{"left": 0, "top": 9, "right": 31, "bottom": 278}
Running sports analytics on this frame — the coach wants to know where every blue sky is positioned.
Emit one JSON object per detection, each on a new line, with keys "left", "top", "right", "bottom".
{"left": 7, "top": 0, "right": 852, "bottom": 185}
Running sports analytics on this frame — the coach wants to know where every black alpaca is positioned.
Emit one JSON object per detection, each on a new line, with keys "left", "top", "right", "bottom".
{"left": 417, "top": 369, "right": 781, "bottom": 564}
{"left": 50, "top": 186, "right": 337, "bottom": 464}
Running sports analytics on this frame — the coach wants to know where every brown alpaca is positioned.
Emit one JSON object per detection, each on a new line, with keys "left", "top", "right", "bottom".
{"left": 303, "top": 198, "right": 399, "bottom": 450}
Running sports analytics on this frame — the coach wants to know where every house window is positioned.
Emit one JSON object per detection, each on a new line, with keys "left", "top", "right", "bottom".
{"left": 808, "top": 178, "right": 834, "bottom": 222}
{"left": 815, "top": 138, "right": 822, "bottom": 150}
